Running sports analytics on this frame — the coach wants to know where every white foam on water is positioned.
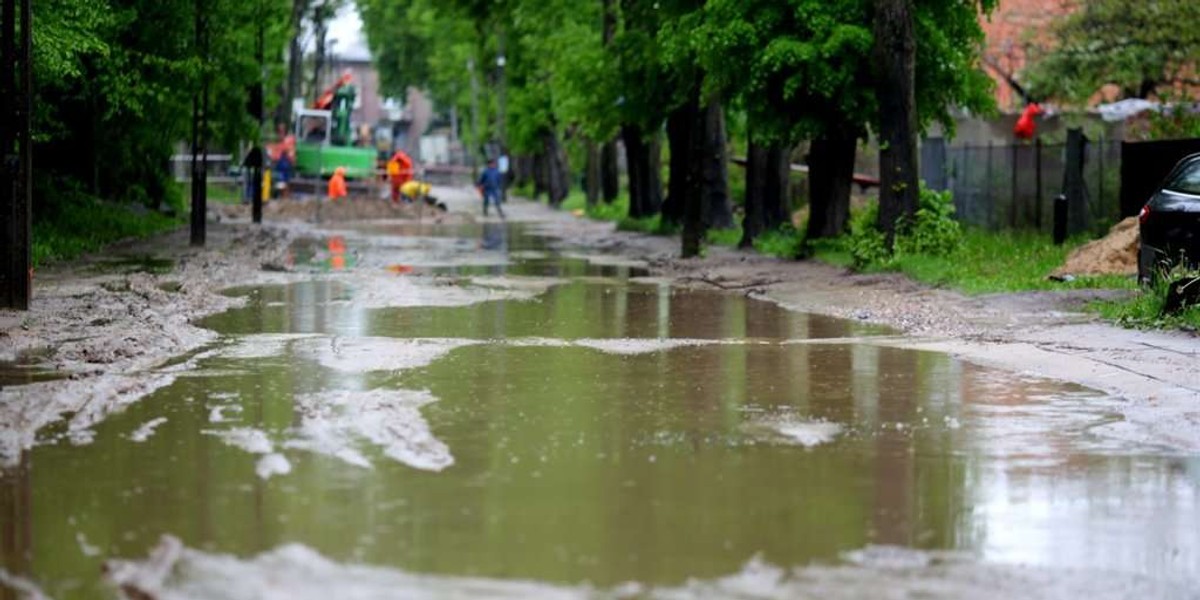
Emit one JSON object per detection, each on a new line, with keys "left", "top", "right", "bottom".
{"left": 294, "top": 337, "right": 477, "bottom": 374}
{"left": 337, "top": 273, "right": 560, "bottom": 310}
{"left": 220, "top": 334, "right": 319, "bottom": 359}
{"left": 129, "top": 417, "right": 168, "bottom": 442}
{"left": 255, "top": 453, "right": 291, "bottom": 480}
{"left": 203, "top": 428, "right": 273, "bottom": 455}
{"left": 747, "top": 417, "right": 843, "bottom": 448}
{"left": 0, "top": 567, "right": 48, "bottom": 600}
{"left": 105, "top": 539, "right": 1199, "bottom": 600}
{"left": 286, "top": 389, "right": 453, "bottom": 471}
{"left": 572, "top": 338, "right": 714, "bottom": 355}
{"left": 106, "top": 536, "right": 585, "bottom": 600}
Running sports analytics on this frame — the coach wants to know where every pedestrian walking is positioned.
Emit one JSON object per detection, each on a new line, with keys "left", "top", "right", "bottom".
{"left": 477, "top": 158, "right": 505, "bottom": 218}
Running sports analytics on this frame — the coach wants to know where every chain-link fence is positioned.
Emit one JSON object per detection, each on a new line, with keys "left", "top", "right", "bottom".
{"left": 922, "top": 137, "right": 1121, "bottom": 233}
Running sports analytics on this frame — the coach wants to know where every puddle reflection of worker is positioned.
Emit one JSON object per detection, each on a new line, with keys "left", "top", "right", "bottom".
{"left": 480, "top": 221, "right": 507, "bottom": 252}
{"left": 328, "top": 236, "right": 346, "bottom": 271}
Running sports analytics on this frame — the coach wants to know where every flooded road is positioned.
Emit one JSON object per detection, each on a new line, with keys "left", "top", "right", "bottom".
{"left": 3, "top": 221, "right": 1199, "bottom": 598}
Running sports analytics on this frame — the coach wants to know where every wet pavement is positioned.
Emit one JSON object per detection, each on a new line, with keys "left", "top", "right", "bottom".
{"left": 3, "top": 220, "right": 1199, "bottom": 598}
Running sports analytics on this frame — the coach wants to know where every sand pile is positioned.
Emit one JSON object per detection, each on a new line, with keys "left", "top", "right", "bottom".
{"left": 1051, "top": 216, "right": 1139, "bottom": 277}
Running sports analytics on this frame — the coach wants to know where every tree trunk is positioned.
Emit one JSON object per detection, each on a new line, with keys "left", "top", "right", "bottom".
{"left": 806, "top": 123, "right": 858, "bottom": 240}
{"left": 601, "top": 141, "right": 619, "bottom": 203}
{"left": 663, "top": 104, "right": 692, "bottom": 225}
{"left": 622, "top": 125, "right": 661, "bottom": 219}
{"left": 543, "top": 130, "right": 570, "bottom": 207}
{"left": 677, "top": 95, "right": 705, "bottom": 258}
{"left": 514, "top": 154, "right": 533, "bottom": 190}
{"left": 763, "top": 144, "right": 790, "bottom": 231}
{"left": 700, "top": 98, "right": 732, "bottom": 230}
{"left": 532, "top": 152, "right": 547, "bottom": 201}
{"left": 740, "top": 140, "right": 767, "bottom": 248}
{"left": 585, "top": 140, "right": 601, "bottom": 206}
{"left": 646, "top": 130, "right": 663, "bottom": 215}
{"left": 873, "top": 0, "right": 920, "bottom": 248}
{"left": 739, "top": 140, "right": 790, "bottom": 248}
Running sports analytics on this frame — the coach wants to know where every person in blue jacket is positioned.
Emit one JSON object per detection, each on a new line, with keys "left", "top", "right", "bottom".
{"left": 476, "top": 158, "right": 505, "bottom": 219}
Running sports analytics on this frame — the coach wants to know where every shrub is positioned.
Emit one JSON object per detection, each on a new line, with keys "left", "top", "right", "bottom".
{"left": 849, "top": 185, "right": 962, "bottom": 267}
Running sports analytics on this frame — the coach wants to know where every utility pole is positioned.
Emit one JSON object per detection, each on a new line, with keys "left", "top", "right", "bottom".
{"left": 467, "top": 57, "right": 481, "bottom": 173}
{"left": 251, "top": 0, "right": 265, "bottom": 224}
{"left": 191, "top": 0, "right": 210, "bottom": 247}
{"left": 1, "top": 0, "right": 32, "bottom": 309}
{"left": 495, "top": 30, "right": 507, "bottom": 147}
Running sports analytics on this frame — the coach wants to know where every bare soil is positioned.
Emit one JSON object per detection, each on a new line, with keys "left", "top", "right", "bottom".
{"left": 2, "top": 187, "right": 1197, "bottom": 469}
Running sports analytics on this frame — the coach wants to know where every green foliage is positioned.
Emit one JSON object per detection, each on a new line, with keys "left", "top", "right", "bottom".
{"left": 1023, "top": 0, "right": 1200, "bottom": 104}
{"left": 32, "top": 183, "right": 184, "bottom": 267}
{"left": 850, "top": 186, "right": 962, "bottom": 267}
{"left": 706, "top": 226, "right": 742, "bottom": 247}
{"left": 753, "top": 225, "right": 804, "bottom": 259}
{"left": 848, "top": 201, "right": 889, "bottom": 267}
{"left": 895, "top": 187, "right": 963, "bottom": 256}
{"left": 1092, "top": 265, "right": 1200, "bottom": 330}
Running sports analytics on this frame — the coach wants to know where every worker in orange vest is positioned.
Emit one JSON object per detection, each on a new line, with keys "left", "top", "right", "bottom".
{"left": 328, "top": 166, "right": 348, "bottom": 201}
{"left": 387, "top": 150, "right": 414, "bottom": 203}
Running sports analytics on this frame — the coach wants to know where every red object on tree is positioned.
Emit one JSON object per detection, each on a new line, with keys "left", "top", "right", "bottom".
{"left": 1014, "top": 103, "right": 1043, "bottom": 139}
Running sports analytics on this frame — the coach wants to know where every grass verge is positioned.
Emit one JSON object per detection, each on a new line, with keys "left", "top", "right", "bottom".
{"left": 33, "top": 189, "right": 186, "bottom": 268}
{"left": 1090, "top": 270, "right": 1200, "bottom": 331}
{"left": 811, "top": 228, "right": 1136, "bottom": 295}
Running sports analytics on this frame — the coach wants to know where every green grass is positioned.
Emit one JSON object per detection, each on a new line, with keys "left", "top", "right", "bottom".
{"left": 813, "top": 228, "right": 1136, "bottom": 295}
{"left": 33, "top": 191, "right": 185, "bottom": 268}
{"left": 1091, "top": 268, "right": 1200, "bottom": 330}
{"left": 705, "top": 225, "right": 742, "bottom": 247}
{"left": 561, "top": 189, "right": 683, "bottom": 235}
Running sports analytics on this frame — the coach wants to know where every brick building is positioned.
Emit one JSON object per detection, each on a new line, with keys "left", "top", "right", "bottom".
{"left": 978, "top": 0, "right": 1076, "bottom": 112}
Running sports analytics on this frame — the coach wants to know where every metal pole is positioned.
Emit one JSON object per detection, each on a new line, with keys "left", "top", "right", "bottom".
{"left": 468, "top": 57, "right": 481, "bottom": 173}
{"left": 985, "top": 141, "right": 994, "bottom": 228}
{"left": 1035, "top": 136, "right": 1043, "bottom": 230}
{"left": 1, "top": 0, "right": 32, "bottom": 308}
{"left": 1010, "top": 141, "right": 1018, "bottom": 229}
{"left": 1097, "top": 132, "right": 1105, "bottom": 223}
{"left": 496, "top": 30, "right": 507, "bottom": 147}
{"left": 191, "top": 0, "right": 208, "bottom": 246}
{"left": 251, "top": 2, "right": 264, "bottom": 224}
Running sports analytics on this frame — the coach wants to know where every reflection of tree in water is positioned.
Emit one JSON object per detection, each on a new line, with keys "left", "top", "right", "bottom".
{"left": 1, "top": 451, "right": 32, "bottom": 600}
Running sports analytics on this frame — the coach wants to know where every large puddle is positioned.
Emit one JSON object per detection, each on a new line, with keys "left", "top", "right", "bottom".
{"left": 3, "top": 222, "right": 1198, "bottom": 598}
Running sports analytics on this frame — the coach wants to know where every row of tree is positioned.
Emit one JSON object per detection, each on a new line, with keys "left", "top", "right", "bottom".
{"left": 360, "top": 0, "right": 996, "bottom": 256}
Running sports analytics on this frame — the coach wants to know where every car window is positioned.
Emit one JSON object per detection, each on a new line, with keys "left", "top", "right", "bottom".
{"left": 1165, "top": 160, "right": 1200, "bottom": 195}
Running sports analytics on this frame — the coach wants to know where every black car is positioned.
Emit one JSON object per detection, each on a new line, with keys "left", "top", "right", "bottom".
{"left": 1138, "top": 152, "right": 1200, "bottom": 283}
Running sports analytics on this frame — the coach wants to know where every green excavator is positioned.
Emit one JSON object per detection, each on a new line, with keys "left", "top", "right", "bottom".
{"left": 293, "top": 72, "right": 377, "bottom": 180}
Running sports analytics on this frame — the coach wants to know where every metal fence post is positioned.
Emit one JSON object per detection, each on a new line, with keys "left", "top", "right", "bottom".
{"left": 986, "top": 141, "right": 994, "bottom": 228}
{"left": 1010, "top": 142, "right": 1018, "bottom": 229}
{"left": 1063, "top": 127, "right": 1091, "bottom": 237}
{"left": 1053, "top": 193, "right": 1068, "bottom": 245}
{"left": 1035, "top": 137, "right": 1043, "bottom": 230}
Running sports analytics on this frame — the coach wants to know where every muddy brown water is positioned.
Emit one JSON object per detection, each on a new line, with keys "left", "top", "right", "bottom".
{"left": 3, "top": 222, "right": 1198, "bottom": 598}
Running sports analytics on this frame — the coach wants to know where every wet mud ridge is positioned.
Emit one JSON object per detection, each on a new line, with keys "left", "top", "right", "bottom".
{"left": 1, "top": 187, "right": 1198, "bottom": 599}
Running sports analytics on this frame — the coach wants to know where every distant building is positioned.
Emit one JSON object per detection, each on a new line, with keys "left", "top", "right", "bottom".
{"left": 978, "top": 0, "right": 1076, "bottom": 112}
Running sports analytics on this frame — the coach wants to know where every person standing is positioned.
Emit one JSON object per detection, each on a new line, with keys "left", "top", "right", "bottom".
{"left": 477, "top": 158, "right": 505, "bottom": 218}
{"left": 328, "top": 166, "right": 348, "bottom": 201}
{"left": 387, "top": 150, "right": 414, "bottom": 203}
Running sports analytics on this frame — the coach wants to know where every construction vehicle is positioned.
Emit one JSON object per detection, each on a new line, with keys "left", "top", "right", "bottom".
{"left": 293, "top": 72, "right": 377, "bottom": 179}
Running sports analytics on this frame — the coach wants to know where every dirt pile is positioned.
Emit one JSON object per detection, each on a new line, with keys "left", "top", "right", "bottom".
{"left": 1051, "top": 216, "right": 1139, "bottom": 277}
